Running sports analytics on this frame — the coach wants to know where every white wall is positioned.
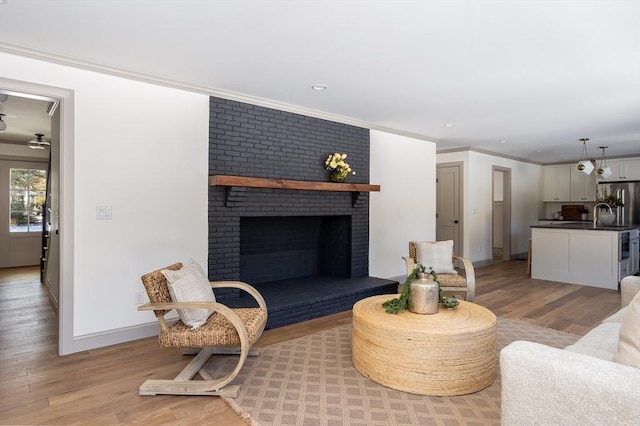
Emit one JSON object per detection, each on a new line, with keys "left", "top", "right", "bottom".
{"left": 1, "top": 53, "right": 210, "bottom": 350}
{"left": 437, "top": 150, "right": 542, "bottom": 262}
{"left": 370, "top": 130, "right": 437, "bottom": 278}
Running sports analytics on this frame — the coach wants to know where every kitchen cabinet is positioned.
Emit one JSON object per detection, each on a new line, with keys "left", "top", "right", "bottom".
{"left": 531, "top": 227, "right": 619, "bottom": 290}
{"left": 543, "top": 165, "right": 596, "bottom": 202}
{"left": 570, "top": 168, "right": 596, "bottom": 201}
{"left": 543, "top": 165, "right": 571, "bottom": 201}
{"left": 604, "top": 157, "right": 640, "bottom": 181}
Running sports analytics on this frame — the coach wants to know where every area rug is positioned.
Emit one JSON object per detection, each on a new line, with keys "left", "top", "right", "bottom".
{"left": 209, "top": 318, "right": 579, "bottom": 426}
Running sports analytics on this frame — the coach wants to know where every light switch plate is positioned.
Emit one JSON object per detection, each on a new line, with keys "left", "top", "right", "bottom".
{"left": 96, "top": 205, "right": 112, "bottom": 220}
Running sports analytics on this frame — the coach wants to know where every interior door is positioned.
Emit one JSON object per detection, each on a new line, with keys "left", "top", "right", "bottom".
{"left": 492, "top": 166, "right": 511, "bottom": 261}
{"left": 436, "top": 163, "right": 462, "bottom": 257}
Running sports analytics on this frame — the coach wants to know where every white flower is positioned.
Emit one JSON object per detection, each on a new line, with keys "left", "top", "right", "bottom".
{"left": 324, "top": 152, "right": 355, "bottom": 176}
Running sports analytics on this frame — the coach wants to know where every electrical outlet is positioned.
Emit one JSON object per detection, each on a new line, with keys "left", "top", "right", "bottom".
{"left": 134, "top": 290, "right": 145, "bottom": 305}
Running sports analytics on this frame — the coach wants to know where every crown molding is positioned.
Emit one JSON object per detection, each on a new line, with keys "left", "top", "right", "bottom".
{"left": 0, "top": 42, "right": 439, "bottom": 145}
{"left": 436, "top": 146, "right": 543, "bottom": 165}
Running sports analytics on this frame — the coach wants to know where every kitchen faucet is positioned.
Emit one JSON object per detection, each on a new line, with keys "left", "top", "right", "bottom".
{"left": 593, "top": 203, "right": 613, "bottom": 228}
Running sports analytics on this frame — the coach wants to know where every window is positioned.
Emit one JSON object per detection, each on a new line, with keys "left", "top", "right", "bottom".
{"left": 9, "top": 168, "right": 47, "bottom": 233}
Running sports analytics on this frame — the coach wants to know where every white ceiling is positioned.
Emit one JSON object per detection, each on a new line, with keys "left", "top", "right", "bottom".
{"left": 0, "top": 93, "right": 52, "bottom": 147}
{"left": 1, "top": 0, "right": 639, "bottom": 163}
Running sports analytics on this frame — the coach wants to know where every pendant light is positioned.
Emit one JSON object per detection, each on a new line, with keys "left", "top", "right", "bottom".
{"left": 27, "top": 133, "right": 50, "bottom": 150}
{"left": 576, "top": 138, "right": 594, "bottom": 175}
{"left": 597, "top": 146, "right": 612, "bottom": 180}
{"left": 0, "top": 113, "right": 6, "bottom": 132}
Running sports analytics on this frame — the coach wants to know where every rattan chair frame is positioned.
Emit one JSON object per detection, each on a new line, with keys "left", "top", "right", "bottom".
{"left": 138, "top": 263, "right": 267, "bottom": 397}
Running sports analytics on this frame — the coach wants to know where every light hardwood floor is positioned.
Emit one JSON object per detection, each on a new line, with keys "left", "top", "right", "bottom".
{"left": 0, "top": 260, "right": 622, "bottom": 425}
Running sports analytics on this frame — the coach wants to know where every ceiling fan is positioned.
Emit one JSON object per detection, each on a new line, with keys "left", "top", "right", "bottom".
{"left": 27, "top": 133, "right": 50, "bottom": 150}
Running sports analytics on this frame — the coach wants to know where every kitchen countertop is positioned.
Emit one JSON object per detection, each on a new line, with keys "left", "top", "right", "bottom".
{"left": 531, "top": 223, "right": 640, "bottom": 231}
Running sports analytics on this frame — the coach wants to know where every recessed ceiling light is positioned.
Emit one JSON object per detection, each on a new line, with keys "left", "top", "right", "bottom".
{"left": 311, "top": 84, "right": 328, "bottom": 91}
{"left": 500, "top": 140, "right": 508, "bottom": 144}
{"left": 444, "top": 123, "right": 455, "bottom": 127}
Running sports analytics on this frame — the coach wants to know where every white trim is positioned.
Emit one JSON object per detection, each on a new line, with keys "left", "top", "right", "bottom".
{"left": 0, "top": 42, "right": 439, "bottom": 144}
{"left": 472, "top": 258, "right": 493, "bottom": 268}
{"left": 0, "top": 76, "right": 75, "bottom": 355}
{"left": 71, "top": 322, "right": 160, "bottom": 352}
{"left": 437, "top": 146, "right": 543, "bottom": 166}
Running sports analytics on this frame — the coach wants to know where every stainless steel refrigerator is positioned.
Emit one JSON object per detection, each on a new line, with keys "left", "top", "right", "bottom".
{"left": 598, "top": 181, "right": 640, "bottom": 226}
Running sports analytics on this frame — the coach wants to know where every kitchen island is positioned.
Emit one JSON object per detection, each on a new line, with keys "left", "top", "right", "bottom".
{"left": 531, "top": 223, "right": 639, "bottom": 290}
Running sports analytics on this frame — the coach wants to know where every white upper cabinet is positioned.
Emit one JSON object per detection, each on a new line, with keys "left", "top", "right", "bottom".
{"left": 602, "top": 157, "right": 640, "bottom": 181}
{"left": 544, "top": 164, "right": 596, "bottom": 202}
{"left": 543, "top": 165, "right": 572, "bottom": 201}
{"left": 570, "top": 168, "right": 597, "bottom": 201}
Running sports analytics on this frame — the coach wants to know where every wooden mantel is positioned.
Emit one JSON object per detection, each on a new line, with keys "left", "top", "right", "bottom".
{"left": 209, "top": 175, "right": 380, "bottom": 208}
{"left": 209, "top": 175, "right": 381, "bottom": 192}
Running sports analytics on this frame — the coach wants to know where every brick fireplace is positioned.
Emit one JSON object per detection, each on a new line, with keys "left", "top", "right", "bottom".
{"left": 208, "top": 97, "right": 397, "bottom": 327}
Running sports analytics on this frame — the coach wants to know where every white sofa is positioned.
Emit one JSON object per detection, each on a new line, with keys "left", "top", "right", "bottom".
{"left": 500, "top": 275, "right": 640, "bottom": 426}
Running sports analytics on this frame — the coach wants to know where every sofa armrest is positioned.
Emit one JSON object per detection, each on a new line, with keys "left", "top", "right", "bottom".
{"left": 621, "top": 275, "right": 640, "bottom": 307}
{"left": 500, "top": 340, "right": 640, "bottom": 426}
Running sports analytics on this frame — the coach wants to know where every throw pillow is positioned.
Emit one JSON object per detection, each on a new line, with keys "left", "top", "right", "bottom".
{"left": 161, "top": 261, "right": 216, "bottom": 330}
{"left": 414, "top": 240, "right": 458, "bottom": 275}
{"left": 612, "top": 290, "right": 640, "bottom": 368}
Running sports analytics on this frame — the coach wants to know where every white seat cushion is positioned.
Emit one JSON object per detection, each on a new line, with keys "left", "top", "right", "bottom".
{"left": 601, "top": 307, "right": 627, "bottom": 324}
{"left": 565, "top": 322, "right": 621, "bottom": 362}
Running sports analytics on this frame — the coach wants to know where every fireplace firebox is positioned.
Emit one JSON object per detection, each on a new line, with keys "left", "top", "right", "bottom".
{"left": 240, "top": 216, "right": 351, "bottom": 284}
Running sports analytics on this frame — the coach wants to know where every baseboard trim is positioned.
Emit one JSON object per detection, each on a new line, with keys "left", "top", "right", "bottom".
{"left": 473, "top": 258, "right": 493, "bottom": 268}
{"left": 511, "top": 251, "right": 528, "bottom": 261}
{"left": 71, "top": 321, "right": 160, "bottom": 353}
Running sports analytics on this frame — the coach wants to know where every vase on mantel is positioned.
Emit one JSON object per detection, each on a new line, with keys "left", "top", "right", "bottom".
{"left": 330, "top": 170, "right": 348, "bottom": 183}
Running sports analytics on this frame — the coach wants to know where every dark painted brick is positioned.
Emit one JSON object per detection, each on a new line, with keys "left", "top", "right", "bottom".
{"left": 208, "top": 96, "right": 374, "bottom": 324}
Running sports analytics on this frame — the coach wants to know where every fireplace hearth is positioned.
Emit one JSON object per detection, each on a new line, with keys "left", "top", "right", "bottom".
{"left": 217, "top": 214, "right": 398, "bottom": 329}
{"left": 221, "top": 275, "right": 398, "bottom": 329}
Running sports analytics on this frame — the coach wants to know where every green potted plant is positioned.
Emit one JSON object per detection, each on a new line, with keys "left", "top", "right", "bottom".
{"left": 595, "top": 193, "right": 624, "bottom": 209}
{"left": 581, "top": 206, "right": 589, "bottom": 221}
{"left": 595, "top": 193, "right": 623, "bottom": 225}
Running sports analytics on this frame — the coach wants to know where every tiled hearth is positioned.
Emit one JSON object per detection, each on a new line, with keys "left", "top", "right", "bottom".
{"left": 222, "top": 276, "right": 398, "bottom": 329}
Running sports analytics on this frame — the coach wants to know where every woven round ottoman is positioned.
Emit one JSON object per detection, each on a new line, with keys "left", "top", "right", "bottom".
{"left": 352, "top": 295, "right": 497, "bottom": 396}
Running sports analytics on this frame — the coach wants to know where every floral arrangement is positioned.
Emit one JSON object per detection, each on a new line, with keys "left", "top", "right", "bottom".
{"left": 382, "top": 264, "right": 459, "bottom": 314}
{"left": 325, "top": 152, "right": 356, "bottom": 182}
{"left": 596, "top": 193, "right": 624, "bottom": 208}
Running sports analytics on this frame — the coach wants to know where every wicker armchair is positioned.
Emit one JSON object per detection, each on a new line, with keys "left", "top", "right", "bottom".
{"left": 138, "top": 262, "right": 267, "bottom": 397}
{"left": 403, "top": 241, "right": 476, "bottom": 301}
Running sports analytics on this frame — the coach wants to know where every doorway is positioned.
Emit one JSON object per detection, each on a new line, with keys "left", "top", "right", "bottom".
{"left": 492, "top": 166, "right": 511, "bottom": 261}
{"left": 0, "top": 77, "right": 73, "bottom": 355}
{"left": 436, "top": 162, "right": 463, "bottom": 257}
